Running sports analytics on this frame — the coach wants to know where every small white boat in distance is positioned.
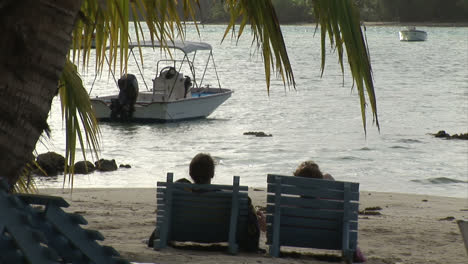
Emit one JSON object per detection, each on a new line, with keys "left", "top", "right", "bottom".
{"left": 399, "top": 26, "right": 427, "bottom": 41}
{"left": 91, "top": 40, "right": 232, "bottom": 122}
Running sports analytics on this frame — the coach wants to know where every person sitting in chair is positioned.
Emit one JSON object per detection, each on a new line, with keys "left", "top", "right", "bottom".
{"left": 189, "top": 153, "right": 265, "bottom": 252}
{"left": 189, "top": 152, "right": 215, "bottom": 185}
{"left": 293, "top": 160, "right": 334, "bottom": 180}
{"left": 293, "top": 160, "right": 366, "bottom": 263}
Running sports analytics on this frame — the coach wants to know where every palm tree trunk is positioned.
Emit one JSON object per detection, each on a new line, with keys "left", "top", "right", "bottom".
{"left": 0, "top": 0, "right": 82, "bottom": 188}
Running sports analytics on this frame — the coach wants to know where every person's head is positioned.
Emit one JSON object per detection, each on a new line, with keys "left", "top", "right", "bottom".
{"left": 189, "top": 153, "right": 215, "bottom": 184}
{"left": 176, "top": 178, "right": 191, "bottom": 184}
{"left": 293, "top": 160, "right": 324, "bottom": 179}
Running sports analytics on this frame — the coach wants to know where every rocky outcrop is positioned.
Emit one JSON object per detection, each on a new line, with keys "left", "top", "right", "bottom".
{"left": 33, "top": 153, "right": 127, "bottom": 176}
{"left": 74, "top": 161, "right": 96, "bottom": 174}
{"left": 95, "top": 159, "right": 118, "bottom": 172}
{"left": 35, "top": 152, "right": 65, "bottom": 176}
{"left": 433, "top": 130, "right": 468, "bottom": 140}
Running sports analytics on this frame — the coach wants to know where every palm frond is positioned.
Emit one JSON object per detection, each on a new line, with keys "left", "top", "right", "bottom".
{"left": 59, "top": 60, "right": 101, "bottom": 188}
{"left": 13, "top": 163, "right": 38, "bottom": 194}
{"left": 223, "top": 0, "right": 296, "bottom": 94}
{"left": 73, "top": 0, "right": 201, "bottom": 76}
{"left": 312, "top": 0, "right": 379, "bottom": 133}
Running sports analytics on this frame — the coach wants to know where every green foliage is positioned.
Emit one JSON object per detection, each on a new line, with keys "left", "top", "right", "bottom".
{"left": 271, "top": 0, "right": 314, "bottom": 23}
{"left": 222, "top": 0, "right": 296, "bottom": 90}
{"left": 59, "top": 61, "right": 100, "bottom": 188}
{"left": 197, "top": 0, "right": 468, "bottom": 23}
{"left": 360, "top": 0, "right": 468, "bottom": 22}
{"left": 313, "top": 0, "right": 379, "bottom": 132}
{"left": 205, "top": 1, "right": 230, "bottom": 22}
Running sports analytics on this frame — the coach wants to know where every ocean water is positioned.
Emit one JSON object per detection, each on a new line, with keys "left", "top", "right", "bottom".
{"left": 36, "top": 25, "right": 468, "bottom": 198}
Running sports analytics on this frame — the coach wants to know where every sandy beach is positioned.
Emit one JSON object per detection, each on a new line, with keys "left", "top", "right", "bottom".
{"left": 39, "top": 188, "right": 467, "bottom": 264}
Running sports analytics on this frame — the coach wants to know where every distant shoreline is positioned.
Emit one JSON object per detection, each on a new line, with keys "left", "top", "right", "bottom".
{"left": 197, "top": 21, "right": 468, "bottom": 27}
{"left": 362, "top": 21, "right": 468, "bottom": 27}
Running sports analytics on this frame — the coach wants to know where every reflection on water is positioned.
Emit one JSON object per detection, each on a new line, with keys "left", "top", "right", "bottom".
{"left": 37, "top": 25, "right": 468, "bottom": 198}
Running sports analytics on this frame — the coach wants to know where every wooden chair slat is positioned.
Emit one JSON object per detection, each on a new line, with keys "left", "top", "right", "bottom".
{"left": 266, "top": 195, "right": 359, "bottom": 211}
{"left": 158, "top": 182, "right": 248, "bottom": 192}
{"left": 265, "top": 215, "right": 358, "bottom": 231}
{"left": 267, "top": 184, "right": 359, "bottom": 201}
{"left": 266, "top": 205, "right": 358, "bottom": 221}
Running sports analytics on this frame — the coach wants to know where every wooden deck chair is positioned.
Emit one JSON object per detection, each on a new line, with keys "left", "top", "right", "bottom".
{"left": 266, "top": 174, "right": 360, "bottom": 263}
{"left": 0, "top": 180, "right": 128, "bottom": 264}
{"left": 153, "top": 173, "right": 249, "bottom": 254}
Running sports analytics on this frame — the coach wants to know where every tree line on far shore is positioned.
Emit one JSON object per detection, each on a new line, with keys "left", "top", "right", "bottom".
{"left": 193, "top": 0, "right": 468, "bottom": 24}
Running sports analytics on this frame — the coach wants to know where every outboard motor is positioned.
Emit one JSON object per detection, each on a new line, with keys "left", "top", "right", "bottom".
{"left": 184, "top": 76, "right": 192, "bottom": 98}
{"left": 110, "top": 73, "right": 139, "bottom": 121}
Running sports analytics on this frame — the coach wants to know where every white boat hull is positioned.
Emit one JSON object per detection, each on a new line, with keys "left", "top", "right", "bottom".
{"left": 91, "top": 88, "right": 232, "bottom": 122}
{"left": 399, "top": 30, "right": 427, "bottom": 41}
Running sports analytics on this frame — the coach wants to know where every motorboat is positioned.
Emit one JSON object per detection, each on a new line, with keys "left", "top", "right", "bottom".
{"left": 399, "top": 26, "right": 427, "bottom": 41}
{"left": 90, "top": 40, "right": 232, "bottom": 122}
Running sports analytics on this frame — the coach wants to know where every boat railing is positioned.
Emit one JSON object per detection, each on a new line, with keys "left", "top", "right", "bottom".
{"left": 198, "top": 51, "right": 222, "bottom": 91}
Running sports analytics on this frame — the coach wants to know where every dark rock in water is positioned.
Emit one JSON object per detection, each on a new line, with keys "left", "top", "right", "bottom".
{"left": 243, "top": 131, "right": 272, "bottom": 137}
{"left": 74, "top": 161, "right": 95, "bottom": 174}
{"left": 433, "top": 130, "right": 468, "bottom": 140}
{"left": 119, "top": 164, "right": 131, "bottom": 168}
{"left": 35, "top": 152, "right": 65, "bottom": 176}
{"left": 451, "top": 133, "right": 468, "bottom": 140}
{"left": 95, "top": 159, "right": 118, "bottom": 172}
{"left": 434, "top": 130, "right": 450, "bottom": 138}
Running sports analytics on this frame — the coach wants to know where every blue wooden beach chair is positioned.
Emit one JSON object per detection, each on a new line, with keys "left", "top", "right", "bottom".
{"left": 153, "top": 173, "right": 249, "bottom": 254}
{"left": 266, "top": 174, "right": 360, "bottom": 263}
{"left": 0, "top": 180, "right": 128, "bottom": 264}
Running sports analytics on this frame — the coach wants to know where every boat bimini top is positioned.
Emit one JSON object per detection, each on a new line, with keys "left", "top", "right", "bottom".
{"left": 128, "top": 40, "right": 212, "bottom": 54}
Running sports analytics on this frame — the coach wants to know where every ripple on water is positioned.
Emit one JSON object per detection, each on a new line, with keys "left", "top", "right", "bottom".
{"left": 396, "top": 139, "right": 424, "bottom": 144}
{"left": 390, "top": 145, "right": 411, "bottom": 149}
{"left": 411, "top": 177, "right": 468, "bottom": 184}
{"left": 336, "top": 156, "right": 372, "bottom": 161}
{"left": 358, "top": 147, "right": 372, "bottom": 151}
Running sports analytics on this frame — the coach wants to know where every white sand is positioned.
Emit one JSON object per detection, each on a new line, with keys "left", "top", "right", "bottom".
{"left": 39, "top": 188, "right": 468, "bottom": 264}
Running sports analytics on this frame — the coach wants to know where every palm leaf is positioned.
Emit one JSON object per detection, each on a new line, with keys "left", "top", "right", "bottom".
{"left": 74, "top": 0, "right": 201, "bottom": 76}
{"left": 13, "top": 162, "right": 38, "bottom": 194}
{"left": 223, "top": 0, "right": 296, "bottom": 93}
{"left": 59, "top": 60, "right": 101, "bottom": 188}
{"left": 312, "top": 0, "right": 379, "bottom": 133}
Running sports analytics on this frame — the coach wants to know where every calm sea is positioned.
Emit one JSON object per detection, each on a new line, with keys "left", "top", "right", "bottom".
{"left": 36, "top": 25, "right": 468, "bottom": 198}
